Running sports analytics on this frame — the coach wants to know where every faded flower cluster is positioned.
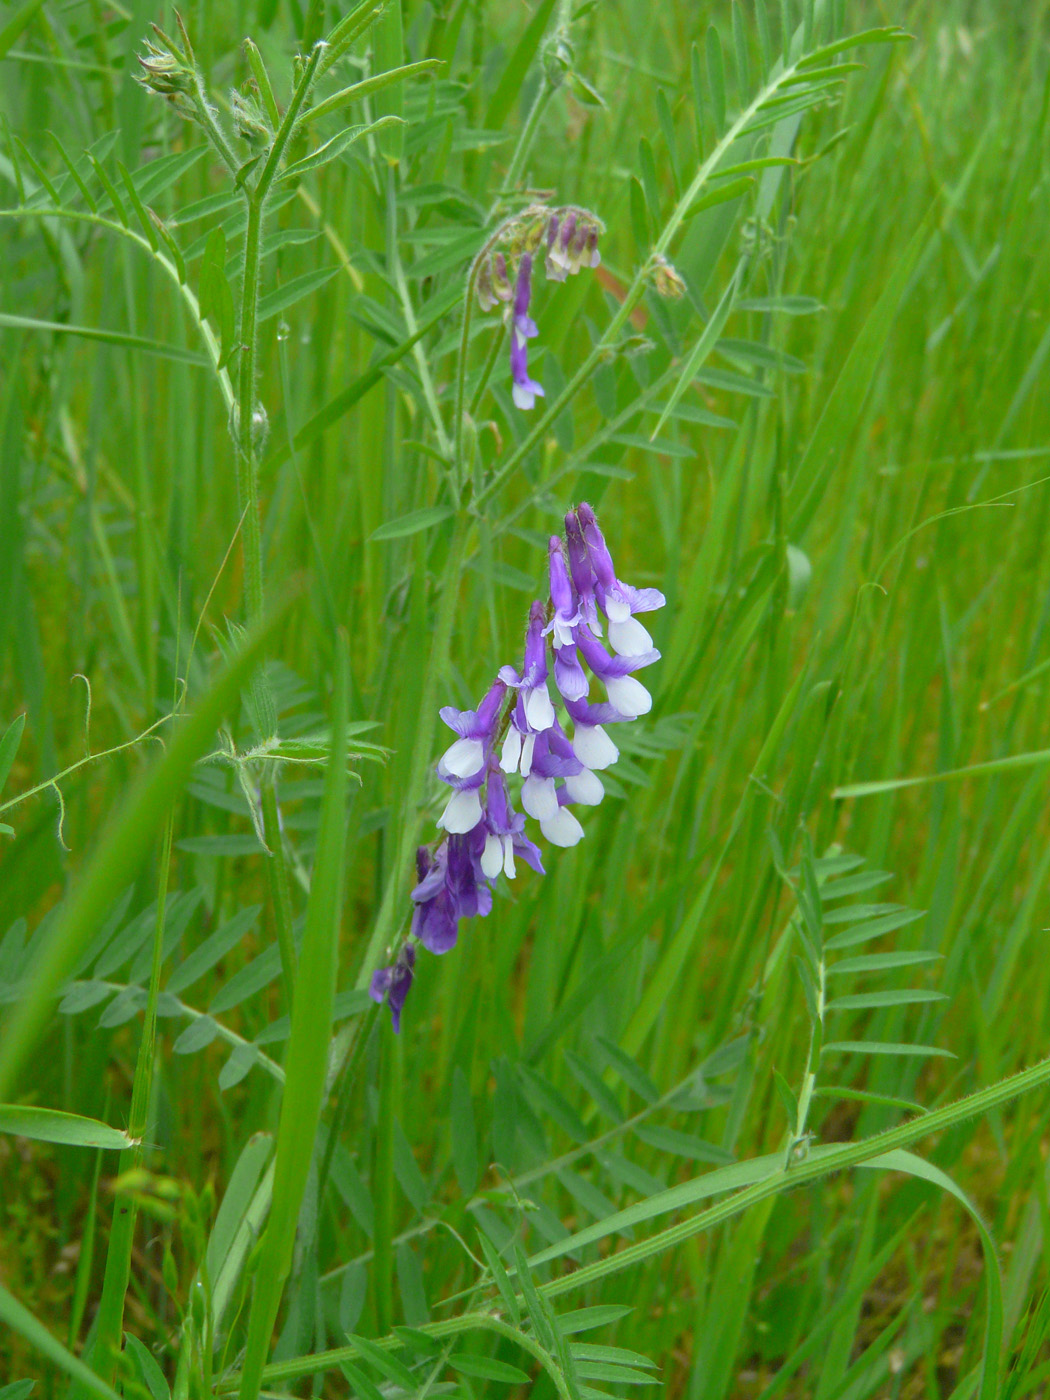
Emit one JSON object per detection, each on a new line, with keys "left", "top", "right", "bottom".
{"left": 473, "top": 205, "right": 604, "bottom": 411}
{"left": 371, "top": 503, "right": 664, "bottom": 1030}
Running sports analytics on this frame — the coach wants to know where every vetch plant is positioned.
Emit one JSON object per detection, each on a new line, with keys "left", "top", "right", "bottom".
{"left": 371, "top": 503, "right": 664, "bottom": 1028}
{"left": 9, "top": 2, "right": 1050, "bottom": 1398}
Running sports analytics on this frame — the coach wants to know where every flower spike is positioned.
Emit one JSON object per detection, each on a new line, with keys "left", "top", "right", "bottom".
{"left": 370, "top": 501, "right": 663, "bottom": 1030}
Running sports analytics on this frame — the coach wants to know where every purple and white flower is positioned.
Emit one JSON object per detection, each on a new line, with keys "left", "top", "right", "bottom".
{"left": 578, "top": 502, "right": 665, "bottom": 657}
{"left": 436, "top": 680, "right": 506, "bottom": 833}
{"left": 575, "top": 626, "right": 659, "bottom": 719}
{"left": 374, "top": 499, "right": 664, "bottom": 1031}
{"left": 409, "top": 844, "right": 459, "bottom": 953}
{"left": 544, "top": 537, "right": 588, "bottom": 703}
{"left": 482, "top": 767, "right": 545, "bottom": 880}
{"left": 565, "top": 509, "right": 602, "bottom": 637}
{"left": 499, "top": 602, "right": 556, "bottom": 774}
{"left": 540, "top": 789, "right": 585, "bottom": 848}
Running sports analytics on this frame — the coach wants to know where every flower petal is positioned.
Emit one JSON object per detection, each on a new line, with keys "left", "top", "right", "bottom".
{"left": 524, "top": 683, "right": 556, "bottom": 732}
{"left": 540, "top": 805, "right": 585, "bottom": 847}
{"left": 439, "top": 736, "right": 485, "bottom": 778}
{"left": 521, "top": 775, "right": 559, "bottom": 820}
{"left": 608, "top": 614, "right": 654, "bottom": 658}
{"left": 481, "top": 832, "right": 504, "bottom": 879}
{"left": 564, "top": 768, "right": 604, "bottom": 805}
{"left": 437, "top": 787, "right": 484, "bottom": 833}
{"left": 571, "top": 723, "right": 619, "bottom": 770}
{"left": 605, "top": 674, "right": 652, "bottom": 717}
{"left": 500, "top": 726, "right": 523, "bottom": 774}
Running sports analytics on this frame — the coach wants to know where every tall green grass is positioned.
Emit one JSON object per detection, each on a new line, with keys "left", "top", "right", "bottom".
{"left": 3, "top": 0, "right": 1050, "bottom": 1396}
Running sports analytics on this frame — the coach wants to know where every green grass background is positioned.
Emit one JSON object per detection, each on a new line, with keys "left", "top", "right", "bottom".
{"left": 3, "top": 0, "right": 1050, "bottom": 1395}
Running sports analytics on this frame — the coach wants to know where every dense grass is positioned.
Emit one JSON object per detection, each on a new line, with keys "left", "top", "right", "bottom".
{"left": 3, "top": 0, "right": 1050, "bottom": 1395}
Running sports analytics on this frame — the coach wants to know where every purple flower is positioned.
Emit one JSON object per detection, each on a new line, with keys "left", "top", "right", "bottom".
{"left": 447, "top": 828, "right": 493, "bottom": 921}
{"left": 520, "top": 721, "right": 583, "bottom": 820}
{"left": 437, "top": 681, "right": 506, "bottom": 833}
{"left": 564, "top": 703, "right": 621, "bottom": 769}
{"left": 544, "top": 537, "right": 588, "bottom": 703}
{"left": 509, "top": 253, "right": 544, "bottom": 410}
{"left": 546, "top": 211, "right": 576, "bottom": 282}
{"left": 387, "top": 496, "right": 662, "bottom": 1034}
{"left": 482, "top": 768, "right": 545, "bottom": 879}
{"left": 369, "top": 944, "right": 415, "bottom": 1033}
{"left": 499, "top": 602, "right": 556, "bottom": 773}
{"left": 565, "top": 510, "right": 602, "bottom": 637}
{"left": 410, "top": 844, "right": 460, "bottom": 953}
{"left": 478, "top": 252, "right": 513, "bottom": 312}
{"left": 575, "top": 627, "right": 659, "bottom": 719}
{"left": 578, "top": 503, "right": 665, "bottom": 657}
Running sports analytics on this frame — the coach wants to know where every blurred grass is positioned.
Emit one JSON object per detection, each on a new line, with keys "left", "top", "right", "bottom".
{"left": 3, "top": 0, "right": 1050, "bottom": 1395}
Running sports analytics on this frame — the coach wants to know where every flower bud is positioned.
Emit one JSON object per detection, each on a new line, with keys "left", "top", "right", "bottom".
{"left": 651, "top": 254, "right": 686, "bottom": 299}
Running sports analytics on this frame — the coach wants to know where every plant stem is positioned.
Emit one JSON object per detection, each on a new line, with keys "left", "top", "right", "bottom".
{"left": 468, "top": 321, "right": 506, "bottom": 417}
{"left": 91, "top": 811, "right": 175, "bottom": 1385}
{"left": 190, "top": 74, "right": 240, "bottom": 177}
{"left": 230, "top": 46, "right": 326, "bottom": 1001}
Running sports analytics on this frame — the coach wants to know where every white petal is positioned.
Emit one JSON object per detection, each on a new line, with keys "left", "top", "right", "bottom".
{"left": 564, "top": 769, "right": 604, "bottom": 805}
{"left": 481, "top": 832, "right": 504, "bottom": 879}
{"left": 540, "top": 806, "right": 585, "bottom": 848}
{"left": 524, "top": 683, "right": 555, "bottom": 731}
{"left": 572, "top": 724, "right": 619, "bottom": 770}
{"left": 500, "top": 726, "right": 522, "bottom": 774}
{"left": 520, "top": 731, "right": 537, "bottom": 776}
{"left": 502, "top": 835, "right": 516, "bottom": 880}
{"left": 437, "top": 787, "right": 483, "bottom": 834}
{"left": 521, "top": 775, "right": 558, "bottom": 820}
{"left": 604, "top": 591, "right": 631, "bottom": 624}
{"left": 440, "top": 736, "right": 485, "bottom": 778}
{"left": 512, "top": 383, "right": 536, "bottom": 410}
{"left": 608, "top": 614, "right": 653, "bottom": 657}
{"left": 606, "top": 675, "right": 652, "bottom": 717}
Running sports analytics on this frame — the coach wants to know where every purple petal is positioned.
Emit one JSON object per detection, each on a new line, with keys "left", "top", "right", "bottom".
{"left": 576, "top": 627, "right": 660, "bottom": 679}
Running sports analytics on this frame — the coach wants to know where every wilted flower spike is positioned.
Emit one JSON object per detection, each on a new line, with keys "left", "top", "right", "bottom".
{"left": 471, "top": 204, "right": 603, "bottom": 409}
{"left": 380, "top": 499, "right": 662, "bottom": 1031}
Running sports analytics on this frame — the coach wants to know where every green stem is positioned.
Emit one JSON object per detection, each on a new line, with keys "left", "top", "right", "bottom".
{"left": 495, "top": 0, "right": 572, "bottom": 205}
{"left": 230, "top": 45, "right": 326, "bottom": 1002}
{"left": 91, "top": 811, "right": 175, "bottom": 1385}
{"left": 386, "top": 165, "right": 455, "bottom": 464}
{"left": 499, "top": 71, "right": 554, "bottom": 199}
{"left": 0, "top": 209, "right": 235, "bottom": 415}
{"left": 261, "top": 780, "right": 298, "bottom": 998}
{"left": 190, "top": 73, "right": 240, "bottom": 177}
{"left": 236, "top": 193, "right": 267, "bottom": 632}
{"left": 360, "top": 519, "right": 469, "bottom": 977}
{"left": 468, "top": 321, "right": 506, "bottom": 417}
